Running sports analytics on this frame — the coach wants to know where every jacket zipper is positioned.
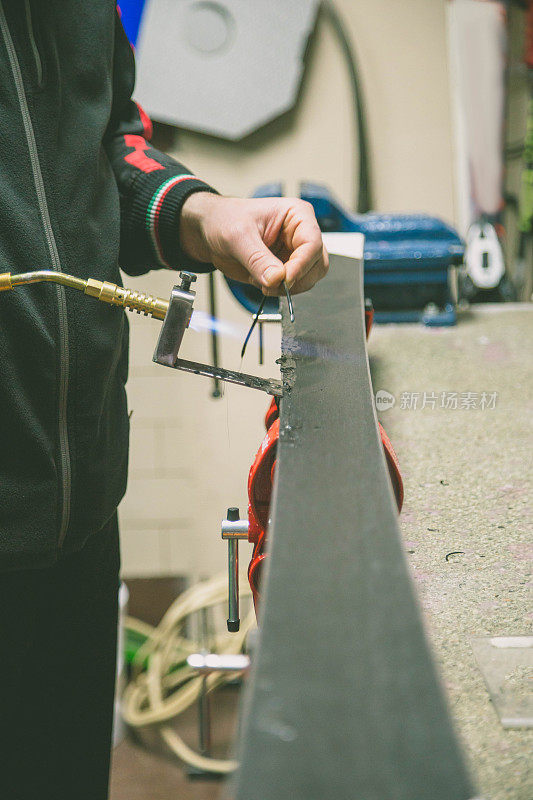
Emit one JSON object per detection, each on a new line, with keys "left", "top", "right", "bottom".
{"left": 0, "top": 3, "right": 72, "bottom": 547}
{"left": 23, "top": 0, "right": 42, "bottom": 85}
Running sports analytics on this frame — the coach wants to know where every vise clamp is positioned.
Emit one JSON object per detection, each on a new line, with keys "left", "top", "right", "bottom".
{"left": 221, "top": 507, "right": 250, "bottom": 632}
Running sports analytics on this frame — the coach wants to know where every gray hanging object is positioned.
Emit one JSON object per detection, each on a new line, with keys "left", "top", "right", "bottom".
{"left": 133, "top": 0, "right": 320, "bottom": 140}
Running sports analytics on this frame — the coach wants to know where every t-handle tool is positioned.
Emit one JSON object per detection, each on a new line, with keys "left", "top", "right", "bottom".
{"left": 221, "top": 507, "right": 249, "bottom": 632}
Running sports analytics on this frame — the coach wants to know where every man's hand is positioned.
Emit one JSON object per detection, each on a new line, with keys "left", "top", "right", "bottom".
{"left": 180, "top": 193, "right": 329, "bottom": 295}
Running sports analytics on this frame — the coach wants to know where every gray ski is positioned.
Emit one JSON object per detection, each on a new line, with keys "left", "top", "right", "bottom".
{"left": 233, "top": 255, "right": 475, "bottom": 800}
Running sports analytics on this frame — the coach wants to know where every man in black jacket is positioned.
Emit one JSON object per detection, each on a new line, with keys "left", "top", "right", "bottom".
{"left": 0, "top": 3, "right": 328, "bottom": 798}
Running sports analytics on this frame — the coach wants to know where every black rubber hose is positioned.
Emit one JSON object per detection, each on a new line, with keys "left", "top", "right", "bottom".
{"left": 320, "top": 1, "right": 373, "bottom": 213}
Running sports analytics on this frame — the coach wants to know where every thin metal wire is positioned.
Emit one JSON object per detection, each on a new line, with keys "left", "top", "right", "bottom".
{"left": 241, "top": 295, "right": 267, "bottom": 360}
{"left": 241, "top": 280, "right": 294, "bottom": 360}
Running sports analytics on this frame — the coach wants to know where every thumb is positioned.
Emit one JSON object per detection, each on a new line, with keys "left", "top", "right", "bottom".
{"left": 236, "top": 230, "right": 286, "bottom": 292}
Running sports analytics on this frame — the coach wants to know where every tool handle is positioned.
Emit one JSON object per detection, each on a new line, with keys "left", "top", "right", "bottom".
{"left": 227, "top": 538, "right": 240, "bottom": 632}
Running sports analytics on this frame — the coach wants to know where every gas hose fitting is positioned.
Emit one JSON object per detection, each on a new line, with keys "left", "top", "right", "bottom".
{"left": 0, "top": 271, "right": 169, "bottom": 321}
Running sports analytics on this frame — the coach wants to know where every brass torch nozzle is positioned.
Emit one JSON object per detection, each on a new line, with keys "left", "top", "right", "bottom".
{"left": 84, "top": 279, "right": 169, "bottom": 320}
{"left": 0, "top": 271, "right": 169, "bottom": 321}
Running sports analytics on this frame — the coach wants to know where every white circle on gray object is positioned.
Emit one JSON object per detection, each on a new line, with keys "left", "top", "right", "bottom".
{"left": 183, "top": 1, "right": 235, "bottom": 55}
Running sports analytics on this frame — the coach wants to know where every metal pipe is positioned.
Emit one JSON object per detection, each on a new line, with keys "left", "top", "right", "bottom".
{"left": 0, "top": 270, "right": 169, "bottom": 320}
{"left": 187, "top": 653, "right": 251, "bottom": 674}
{"left": 227, "top": 538, "right": 240, "bottom": 632}
{"left": 257, "top": 313, "right": 282, "bottom": 323}
{"left": 174, "top": 358, "right": 283, "bottom": 397}
{"left": 197, "top": 607, "right": 212, "bottom": 757}
{"left": 4, "top": 270, "right": 88, "bottom": 291}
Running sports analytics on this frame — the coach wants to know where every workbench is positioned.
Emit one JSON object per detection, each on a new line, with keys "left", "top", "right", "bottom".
{"left": 369, "top": 304, "right": 533, "bottom": 800}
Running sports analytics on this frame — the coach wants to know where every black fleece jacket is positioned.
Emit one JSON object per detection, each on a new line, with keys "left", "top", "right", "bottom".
{"left": 0, "top": 0, "right": 215, "bottom": 570}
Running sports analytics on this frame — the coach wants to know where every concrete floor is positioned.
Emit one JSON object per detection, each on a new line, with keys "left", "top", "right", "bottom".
{"left": 111, "top": 304, "right": 532, "bottom": 800}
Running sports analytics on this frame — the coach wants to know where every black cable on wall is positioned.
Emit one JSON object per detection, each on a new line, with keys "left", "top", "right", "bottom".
{"left": 320, "top": 1, "right": 373, "bottom": 213}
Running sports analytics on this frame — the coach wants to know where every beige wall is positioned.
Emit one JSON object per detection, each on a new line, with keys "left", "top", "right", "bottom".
{"left": 164, "top": 0, "right": 457, "bottom": 219}
{"left": 119, "top": 0, "right": 459, "bottom": 579}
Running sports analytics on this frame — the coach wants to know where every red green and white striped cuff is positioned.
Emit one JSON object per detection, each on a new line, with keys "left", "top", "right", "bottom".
{"left": 128, "top": 169, "right": 216, "bottom": 271}
{"left": 146, "top": 174, "right": 196, "bottom": 266}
